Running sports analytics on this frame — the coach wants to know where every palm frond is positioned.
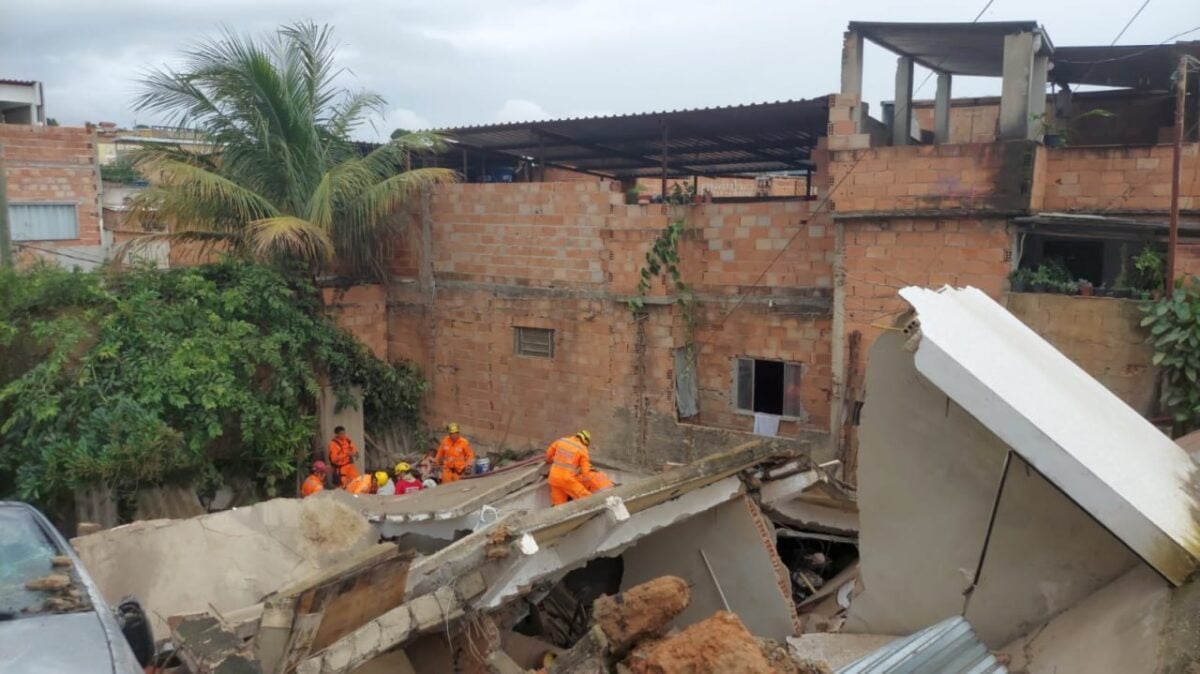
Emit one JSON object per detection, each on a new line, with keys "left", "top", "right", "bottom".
{"left": 246, "top": 216, "right": 335, "bottom": 266}
{"left": 131, "top": 153, "right": 280, "bottom": 228}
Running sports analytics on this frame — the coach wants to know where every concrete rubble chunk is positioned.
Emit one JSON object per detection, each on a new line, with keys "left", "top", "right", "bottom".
{"left": 624, "top": 611, "right": 774, "bottom": 674}
{"left": 71, "top": 495, "right": 380, "bottom": 640}
{"left": 593, "top": 576, "right": 692, "bottom": 654}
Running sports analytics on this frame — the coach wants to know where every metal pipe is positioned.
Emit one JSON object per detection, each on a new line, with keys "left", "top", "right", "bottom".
{"left": 698, "top": 548, "right": 731, "bottom": 611}
{"left": 1168, "top": 56, "right": 1188, "bottom": 295}
{"left": 661, "top": 120, "right": 669, "bottom": 199}
{"left": 962, "top": 450, "right": 1014, "bottom": 616}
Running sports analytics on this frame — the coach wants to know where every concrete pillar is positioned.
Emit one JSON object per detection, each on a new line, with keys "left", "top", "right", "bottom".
{"left": 893, "top": 56, "right": 914, "bottom": 146}
{"left": 840, "top": 31, "right": 865, "bottom": 132}
{"left": 934, "top": 72, "right": 953, "bottom": 144}
{"left": 1029, "top": 54, "right": 1050, "bottom": 136}
{"left": 998, "top": 32, "right": 1039, "bottom": 140}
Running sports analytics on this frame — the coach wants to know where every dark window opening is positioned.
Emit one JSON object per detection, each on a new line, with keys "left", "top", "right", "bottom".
{"left": 1041, "top": 240, "right": 1104, "bottom": 285}
{"left": 735, "top": 358, "right": 803, "bottom": 418}
{"left": 1016, "top": 232, "right": 1166, "bottom": 295}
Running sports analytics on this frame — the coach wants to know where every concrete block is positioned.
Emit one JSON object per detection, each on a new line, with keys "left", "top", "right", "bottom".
{"left": 377, "top": 605, "right": 414, "bottom": 643}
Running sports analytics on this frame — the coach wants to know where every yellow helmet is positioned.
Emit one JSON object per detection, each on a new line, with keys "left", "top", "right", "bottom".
{"left": 447, "top": 422, "right": 460, "bottom": 434}
{"left": 374, "top": 471, "right": 390, "bottom": 487}
{"left": 576, "top": 429, "right": 592, "bottom": 446}
{"left": 394, "top": 462, "right": 411, "bottom": 475}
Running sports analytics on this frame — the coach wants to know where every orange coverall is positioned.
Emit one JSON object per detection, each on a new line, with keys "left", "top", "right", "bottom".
{"left": 545, "top": 437, "right": 593, "bottom": 505}
{"left": 300, "top": 473, "right": 325, "bottom": 497}
{"left": 436, "top": 435, "right": 474, "bottom": 484}
{"left": 346, "top": 473, "right": 374, "bottom": 494}
{"left": 582, "top": 470, "right": 614, "bottom": 493}
{"left": 329, "top": 435, "right": 359, "bottom": 487}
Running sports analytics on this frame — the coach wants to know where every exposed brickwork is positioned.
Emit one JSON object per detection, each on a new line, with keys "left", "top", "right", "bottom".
{"left": 0, "top": 125, "right": 102, "bottom": 247}
{"left": 1042, "top": 144, "right": 1199, "bottom": 213}
{"left": 323, "top": 284, "right": 388, "bottom": 359}
{"left": 385, "top": 182, "right": 833, "bottom": 462}
{"left": 1005, "top": 293, "right": 1157, "bottom": 414}
{"left": 828, "top": 141, "right": 1037, "bottom": 214}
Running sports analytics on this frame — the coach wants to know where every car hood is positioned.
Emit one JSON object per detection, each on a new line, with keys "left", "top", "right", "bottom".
{"left": 0, "top": 611, "right": 120, "bottom": 674}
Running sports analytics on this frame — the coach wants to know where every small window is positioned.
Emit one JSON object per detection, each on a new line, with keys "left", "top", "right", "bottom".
{"left": 735, "top": 358, "right": 803, "bottom": 417}
{"left": 514, "top": 327, "right": 554, "bottom": 359}
{"left": 9, "top": 204, "right": 79, "bottom": 241}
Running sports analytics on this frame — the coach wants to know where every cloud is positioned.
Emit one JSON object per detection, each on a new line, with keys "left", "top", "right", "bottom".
{"left": 494, "top": 99, "right": 551, "bottom": 123}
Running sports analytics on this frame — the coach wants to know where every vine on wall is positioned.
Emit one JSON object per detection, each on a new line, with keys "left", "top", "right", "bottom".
{"left": 1140, "top": 279, "right": 1200, "bottom": 433}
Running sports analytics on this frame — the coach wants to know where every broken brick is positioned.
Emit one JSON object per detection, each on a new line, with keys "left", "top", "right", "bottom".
{"left": 592, "top": 576, "right": 691, "bottom": 654}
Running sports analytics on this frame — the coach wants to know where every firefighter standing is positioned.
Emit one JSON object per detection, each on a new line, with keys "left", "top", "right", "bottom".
{"left": 435, "top": 423, "right": 474, "bottom": 484}
{"left": 328, "top": 426, "right": 359, "bottom": 487}
{"left": 545, "top": 430, "right": 595, "bottom": 506}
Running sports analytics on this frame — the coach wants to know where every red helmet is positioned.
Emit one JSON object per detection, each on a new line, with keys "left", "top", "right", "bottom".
{"left": 312, "top": 460, "right": 329, "bottom": 474}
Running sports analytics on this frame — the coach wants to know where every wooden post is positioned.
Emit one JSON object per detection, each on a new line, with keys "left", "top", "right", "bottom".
{"left": 1168, "top": 56, "right": 1187, "bottom": 295}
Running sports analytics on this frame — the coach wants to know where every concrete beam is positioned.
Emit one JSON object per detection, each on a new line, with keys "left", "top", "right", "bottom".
{"left": 892, "top": 56, "right": 914, "bottom": 146}
{"left": 1029, "top": 54, "right": 1050, "bottom": 134}
{"left": 934, "top": 72, "right": 953, "bottom": 144}
{"left": 840, "top": 31, "right": 865, "bottom": 132}
{"left": 999, "top": 32, "right": 1039, "bottom": 140}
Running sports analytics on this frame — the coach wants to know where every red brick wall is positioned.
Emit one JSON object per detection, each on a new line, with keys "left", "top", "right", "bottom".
{"left": 842, "top": 217, "right": 1011, "bottom": 366}
{"left": 0, "top": 125, "right": 101, "bottom": 247}
{"left": 828, "top": 141, "right": 1038, "bottom": 215}
{"left": 386, "top": 183, "right": 833, "bottom": 462}
{"left": 323, "top": 284, "right": 388, "bottom": 360}
{"left": 1041, "top": 144, "right": 1199, "bottom": 213}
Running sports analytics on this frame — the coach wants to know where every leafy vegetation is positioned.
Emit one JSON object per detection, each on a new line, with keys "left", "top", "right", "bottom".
{"left": 0, "top": 260, "right": 426, "bottom": 508}
{"left": 126, "top": 22, "right": 455, "bottom": 280}
{"left": 1009, "top": 260, "right": 1080, "bottom": 295}
{"left": 1140, "top": 280, "right": 1200, "bottom": 432}
{"left": 99, "top": 155, "right": 145, "bottom": 185}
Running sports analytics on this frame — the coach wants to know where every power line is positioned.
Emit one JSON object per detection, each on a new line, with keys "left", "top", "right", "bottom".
{"left": 1110, "top": 0, "right": 1151, "bottom": 46}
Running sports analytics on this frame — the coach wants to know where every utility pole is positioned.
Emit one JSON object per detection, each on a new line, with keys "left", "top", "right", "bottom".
{"left": 1167, "top": 56, "right": 1189, "bottom": 295}
{"left": 0, "top": 145, "right": 11, "bottom": 268}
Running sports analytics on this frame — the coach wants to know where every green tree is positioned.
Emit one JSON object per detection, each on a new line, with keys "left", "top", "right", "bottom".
{"left": 128, "top": 22, "right": 453, "bottom": 279}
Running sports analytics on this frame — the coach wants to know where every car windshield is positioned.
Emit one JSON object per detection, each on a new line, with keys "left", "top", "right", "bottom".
{"left": 0, "top": 506, "right": 83, "bottom": 617}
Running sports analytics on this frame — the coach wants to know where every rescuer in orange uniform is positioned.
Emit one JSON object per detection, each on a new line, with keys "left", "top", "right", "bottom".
{"left": 328, "top": 426, "right": 359, "bottom": 487}
{"left": 345, "top": 472, "right": 376, "bottom": 494}
{"left": 435, "top": 423, "right": 474, "bottom": 484}
{"left": 582, "top": 468, "right": 614, "bottom": 493}
{"left": 301, "top": 461, "right": 329, "bottom": 497}
{"left": 545, "top": 430, "right": 595, "bottom": 505}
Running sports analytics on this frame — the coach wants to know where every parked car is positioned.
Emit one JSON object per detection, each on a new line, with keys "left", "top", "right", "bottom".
{"left": 0, "top": 501, "right": 150, "bottom": 673}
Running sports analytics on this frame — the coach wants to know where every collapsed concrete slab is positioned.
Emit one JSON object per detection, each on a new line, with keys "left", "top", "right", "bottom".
{"left": 72, "top": 496, "right": 380, "bottom": 640}
{"left": 846, "top": 285, "right": 1198, "bottom": 648}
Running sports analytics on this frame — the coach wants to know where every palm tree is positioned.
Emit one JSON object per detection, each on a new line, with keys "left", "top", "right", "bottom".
{"left": 127, "top": 22, "right": 454, "bottom": 279}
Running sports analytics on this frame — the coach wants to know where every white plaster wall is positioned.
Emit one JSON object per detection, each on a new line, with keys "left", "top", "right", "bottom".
{"left": 619, "top": 495, "right": 797, "bottom": 642}
{"left": 845, "top": 331, "right": 1138, "bottom": 647}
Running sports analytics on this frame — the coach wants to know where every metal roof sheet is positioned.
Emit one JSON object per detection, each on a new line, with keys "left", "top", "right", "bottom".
{"left": 848, "top": 21, "right": 1052, "bottom": 77}
{"left": 1052, "top": 42, "right": 1200, "bottom": 90}
{"left": 900, "top": 286, "right": 1200, "bottom": 585}
{"left": 838, "top": 616, "right": 1005, "bottom": 674}
{"left": 435, "top": 99, "right": 828, "bottom": 178}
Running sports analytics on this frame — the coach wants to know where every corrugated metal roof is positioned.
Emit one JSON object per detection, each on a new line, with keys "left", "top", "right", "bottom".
{"left": 0, "top": 78, "right": 38, "bottom": 86}
{"left": 838, "top": 617, "right": 1006, "bottom": 674}
{"left": 434, "top": 98, "right": 828, "bottom": 178}
{"left": 1052, "top": 42, "right": 1200, "bottom": 90}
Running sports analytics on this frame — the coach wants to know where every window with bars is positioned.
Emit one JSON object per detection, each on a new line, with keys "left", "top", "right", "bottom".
{"left": 514, "top": 327, "right": 554, "bottom": 359}
{"left": 735, "top": 358, "right": 803, "bottom": 417}
{"left": 9, "top": 204, "right": 79, "bottom": 241}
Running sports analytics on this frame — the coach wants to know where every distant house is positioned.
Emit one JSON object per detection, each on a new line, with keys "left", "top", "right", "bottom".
{"left": 0, "top": 79, "right": 45, "bottom": 125}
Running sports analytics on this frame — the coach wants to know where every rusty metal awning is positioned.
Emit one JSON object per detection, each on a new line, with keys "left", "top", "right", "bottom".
{"left": 848, "top": 21, "right": 1053, "bottom": 77}
{"left": 433, "top": 99, "right": 829, "bottom": 178}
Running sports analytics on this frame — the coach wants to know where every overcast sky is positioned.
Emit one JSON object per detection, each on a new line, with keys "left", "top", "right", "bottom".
{"left": 3, "top": 0, "right": 1198, "bottom": 141}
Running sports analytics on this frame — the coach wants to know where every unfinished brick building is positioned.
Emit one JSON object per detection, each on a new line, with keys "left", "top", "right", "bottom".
{"left": 0, "top": 123, "right": 105, "bottom": 267}
{"left": 361, "top": 20, "right": 1199, "bottom": 470}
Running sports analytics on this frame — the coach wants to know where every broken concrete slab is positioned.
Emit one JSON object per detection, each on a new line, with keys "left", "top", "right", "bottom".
{"left": 786, "top": 634, "right": 897, "bottom": 671}
{"left": 72, "top": 496, "right": 379, "bottom": 640}
{"left": 997, "top": 565, "right": 1171, "bottom": 674}
{"left": 899, "top": 286, "right": 1200, "bottom": 584}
